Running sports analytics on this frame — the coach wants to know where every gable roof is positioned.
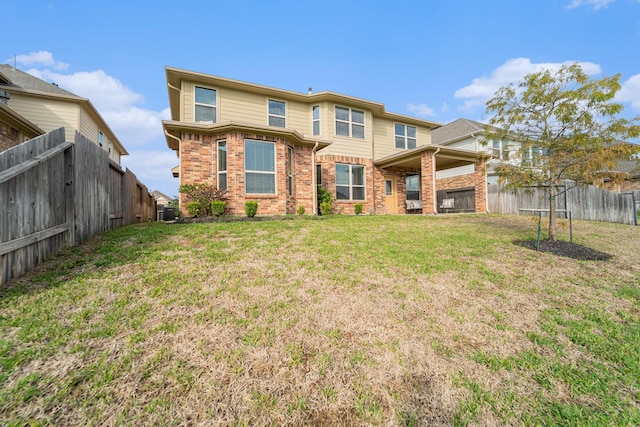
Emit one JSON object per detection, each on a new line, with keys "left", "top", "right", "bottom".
{"left": 0, "top": 64, "right": 128, "bottom": 156}
{"left": 151, "top": 190, "right": 172, "bottom": 201}
{"left": 431, "top": 118, "right": 487, "bottom": 145}
{"left": 0, "top": 64, "right": 79, "bottom": 98}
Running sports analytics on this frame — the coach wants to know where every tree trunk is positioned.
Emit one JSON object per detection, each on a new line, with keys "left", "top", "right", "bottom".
{"left": 548, "top": 187, "right": 557, "bottom": 242}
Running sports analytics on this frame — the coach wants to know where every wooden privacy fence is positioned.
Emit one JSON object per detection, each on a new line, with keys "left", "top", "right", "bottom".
{"left": 1, "top": 128, "right": 156, "bottom": 285}
{"left": 488, "top": 181, "right": 638, "bottom": 225}
{"left": 436, "top": 187, "right": 475, "bottom": 213}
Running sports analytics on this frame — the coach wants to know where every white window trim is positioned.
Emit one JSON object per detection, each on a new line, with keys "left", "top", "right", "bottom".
{"left": 98, "top": 130, "right": 103, "bottom": 148}
{"left": 312, "top": 105, "right": 320, "bottom": 136}
{"left": 268, "top": 99, "right": 286, "bottom": 128}
{"left": 194, "top": 85, "right": 217, "bottom": 123}
{"left": 336, "top": 163, "right": 366, "bottom": 201}
{"left": 217, "top": 139, "right": 227, "bottom": 191}
{"left": 335, "top": 106, "right": 365, "bottom": 139}
{"left": 244, "top": 139, "right": 277, "bottom": 195}
{"left": 394, "top": 123, "right": 417, "bottom": 150}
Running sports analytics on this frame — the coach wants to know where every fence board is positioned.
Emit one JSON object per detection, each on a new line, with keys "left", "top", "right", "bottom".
{"left": 436, "top": 187, "right": 475, "bottom": 213}
{"left": 1, "top": 128, "right": 156, "bottom": 285}
{"left": 488, "top": 181, "right": 636, "bottom": 225}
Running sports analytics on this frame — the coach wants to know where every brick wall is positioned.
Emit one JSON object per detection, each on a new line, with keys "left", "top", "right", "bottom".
{"left": 436, "top": 173, "right": 475, "bottom": 191}
{"left": 178, "top": 131, "right": 315, "bottom": 216}
{"left": 420, "top": 151, "right": 436, "bottom": 214}
{"left": 0, "top": 121, "right": 20, "bottom": 152}
{"left": 474, "top": 159, "right": 488, "bottom": 213}
{"left": 317, "top": 155, "right": 374, "bottom": 214}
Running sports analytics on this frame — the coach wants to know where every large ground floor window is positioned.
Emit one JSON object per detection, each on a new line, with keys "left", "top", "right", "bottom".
{"left": 245, "top": 139, "right": 275, "bottom": 194}
{"left": 336, "top": 164, "right": 365, "bottom": 200}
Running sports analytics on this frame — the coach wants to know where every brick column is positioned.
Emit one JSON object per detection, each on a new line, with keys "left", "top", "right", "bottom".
{"left": 474, "top": 159, "right": 488, "bottom": 213}
{"left": 420, "top": 151, "right": 436, "bottom": 214}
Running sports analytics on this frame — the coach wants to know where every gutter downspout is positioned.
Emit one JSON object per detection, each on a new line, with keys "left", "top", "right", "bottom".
{"left": 312, "top": 141, "right": 319, "bottom": 215}
{"left": 432, "top": 147, "right": 440, "bottom": 215}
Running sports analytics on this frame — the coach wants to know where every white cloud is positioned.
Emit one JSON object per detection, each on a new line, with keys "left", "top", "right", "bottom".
{"left": 567, "top": 0, "right": 615, "bottom": 9}
{"left": 12, "top": 50, "right": 69, "bottom": 70}
{"left": 616, "top": 73, "right": 640, "bottom": 112}
{"left": 454, "top": 57, "right": 602, "bottom": 112}
{"left": 406, "top": 103, "right": 435, "bottom": 117}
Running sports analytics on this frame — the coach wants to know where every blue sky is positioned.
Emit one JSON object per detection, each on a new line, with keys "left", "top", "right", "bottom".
{"left": 3, "top": 0, "right": 640, "bottom": 198}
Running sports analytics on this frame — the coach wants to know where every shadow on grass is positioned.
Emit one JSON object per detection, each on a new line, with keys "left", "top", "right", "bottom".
{"left": 514, "top": 240, "right": 613, "bottom": 261}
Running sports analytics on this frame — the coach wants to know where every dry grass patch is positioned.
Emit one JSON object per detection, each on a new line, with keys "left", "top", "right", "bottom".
{"left": 1, "top": 215, "right": 639, "bottom": 426}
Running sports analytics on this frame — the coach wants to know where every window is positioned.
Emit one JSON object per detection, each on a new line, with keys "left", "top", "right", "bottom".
{"left": 108, "top": 141, "right": 112, "bottom": 154}
{"left": 218, "top": 140, "right": 227, "bottom": 190}
{"left": 195, "top": 86, "right": 217, "bottom": 122}
{"left": 523, "top": 146, "right": 546, "bottom": 168}
{"left": 336, "top": 164, "right": 365, "bottom": 200}
{"left": 287, "top": 146, "right": 293, "bottom": 197}
{"left": 395, "top": 124, "right": 417, "bottom": 149}
{"left": 268, "top": 99, "right": 286, "bottom": 127}
{"left": 491, "top": 139, "right": 509, "bottom": 160}
{"left": 316, "top": 163, "right": 322, "bottom": 186}
{"left": 384, "top": 179, "right": 393, "bottom": 196}
{"left": 312, "top": 105, "right": 320, "bottom": 135}
{"left": 406, "top": 174, "right": 420, "bottom": 200}
{"left": 98, "top": 131, "right": 103, "bottom": 148}
{"left": 245, "top": 139, "right": 275, "bottom": 194}
{"left": 335, "top": 106, "right": 364, "bottom": 138}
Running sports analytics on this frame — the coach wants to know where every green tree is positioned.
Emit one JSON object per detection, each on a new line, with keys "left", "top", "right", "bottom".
{"left": 485, "top": 64, "right": 640, "bottom": 241}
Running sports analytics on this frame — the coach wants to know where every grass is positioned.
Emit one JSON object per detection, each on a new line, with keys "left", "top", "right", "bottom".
{"left": 1, "top": 214, "right": 639, "bottom": 425}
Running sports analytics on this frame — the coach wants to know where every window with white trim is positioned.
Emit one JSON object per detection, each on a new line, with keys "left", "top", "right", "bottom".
{"left": 195, "top": 86, "right": 216, "bottom": 122}
{"left": 336, "top": 164, "right": 365, "bottom": 200}
{"left": 244, "top": 139, "right": 275, "bottom": 194}
{"left": 218, "top": 140, "right": 227, "bottom": 190}
{"left": 287, "top": 146, "right": 293, "bottom": 196}
{"left": 312, "top": 105, "right": 320, "bottom": 136}
{"left": 98, "top": 131, "right": 103, "bottom": 148}
{"left": 335, "top": 106, "right": 364, "bottom": 138}
{"left": 268, "top": 99, "right": 286, "bottom": 128}
{"left": 491, "top": 139, "right": 509, "bottom": 160}
{"left": 406, "top": 174, "right": 420, "bottom": 200}
{"left": 395, "top": 124, "right": 417, "bottom": 149}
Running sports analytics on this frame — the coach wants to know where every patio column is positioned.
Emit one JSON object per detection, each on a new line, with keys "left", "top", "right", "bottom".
{"left": 420, "top": 150, "right": 437, "bottom": 214}
{"left": 474, "top": 158, "right": 488, "bottom": 213}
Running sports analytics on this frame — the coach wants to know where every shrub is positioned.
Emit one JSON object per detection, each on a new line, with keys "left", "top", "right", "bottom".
{"left": 186, "top": 201, "right": 203, "bottom": 217}
{"left": 211, "top": 200, "right": 226, "bottom": 217}
{"left": 179, "top": 183, "right": 227, "bottom": 217}
{"left": 297, "top": 205, "right": 305, "bottom": 216}
{"left": 354, "top": 203, "right": 363, "bottom": 215}
{"left": 317, "top": 185, "right": 333, "bottom": 216}
{"left": 245, "top": 201, "right": 258, "bottom": 218}
{"left": 320, "top": 201, "right": 332, "bottom": 216}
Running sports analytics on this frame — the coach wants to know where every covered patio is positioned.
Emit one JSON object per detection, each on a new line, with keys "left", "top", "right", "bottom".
{"left": 374, "top": 145, "right": 488, "bottom": 214}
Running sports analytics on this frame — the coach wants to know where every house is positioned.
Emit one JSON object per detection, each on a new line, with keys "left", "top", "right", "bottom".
{"left": 0, "top": 90, "right": 44, "bottom": 152}
{"left": 432, "top": 118, "right": 526, "bottom": 189}
{"left": 151, "top": 190, "right": 173, "bottom": 206}
{"left": 0, "top": 64, "right": 128, "bottom": 164}
{"left": 162, "top": 67, "right": 487, "bottom": 216}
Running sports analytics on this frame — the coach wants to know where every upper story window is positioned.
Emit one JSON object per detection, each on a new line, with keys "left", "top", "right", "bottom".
{"left": 195, "top": 86, "right": 217, "bottom": 123}
{"left": 335, "top": 106, "right": 364, "bottom": 139}
{"left": 268, "top": 99, "right": 286, "bottom": 128}
{"left": 98, "top": 131, "right": 104, "bottom": 148}
{"left": 491, "top": 139, "right": 510, "bottom": 161}
{"left": 395, "top": 124, "right": 417, "bottom": 149}
{"left": 108, "top": 141, "right": 112, "bottom": 154}
{"left": 245, "top": 139, "right": 276, "bottom": 194}
{"left": 312, "top": 105, "right": 320, "bottom": 136}
{"left": 523, "top": 146, "right": 546, "bottom": 168}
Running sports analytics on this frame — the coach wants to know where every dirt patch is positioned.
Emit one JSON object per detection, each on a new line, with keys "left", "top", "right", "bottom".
{"left": 514, "top": 239, "right": 613, "bottom": 261}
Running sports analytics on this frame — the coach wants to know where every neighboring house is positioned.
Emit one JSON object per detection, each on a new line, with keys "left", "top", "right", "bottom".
{"left": 600, "top": 160, "right": 640, "bottom": 192}
{"left": 162, "top": 67, "right": 487, "bottom": 216}
{"left": 0, "top": 90, "right": 44, "bottom": 152}
{"left": 151, "top": 190, "right": 173, "bottom": 206}
{"left": 432, "top": 118, "right": 524, "bottom": 188}
{"left": 0, "top": 64, "right": 128, "bottom": 164}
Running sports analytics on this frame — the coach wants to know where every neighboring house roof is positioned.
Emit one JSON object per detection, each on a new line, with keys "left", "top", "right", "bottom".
{"left": 0, "top": 64, "right": 128, "bottom": 156}
{"left": 151, "top": 190, "right": 172, "bottom": 201}
{"left": 431, "top": 118, "right": 488, "bottom": 145}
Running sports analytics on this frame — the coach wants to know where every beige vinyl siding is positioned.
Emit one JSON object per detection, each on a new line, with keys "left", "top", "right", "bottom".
{"left": 444, "top": 136, "right": 480, "bottom": 151}
{"left": 219, "top": 87, "right": 264, "bottom": 125}
{"left": 182, "top": 80, "right": 193, "bottom": 122}
{"left": 436, "top": 164, "right": 475, "bottom": 179}
{"left": 373, "top": 117, "right": 432, "bottom": 161}
{"left": 316, "top": 105, "right": 372, "bottom": 159}
{"left": 286, "top": 100, "right": 310, "bottom": 135}
{"left": 8, "top": 95, "right": 78, "bottom": 142}
{"left": 79, "top": 108, "right": 99, "bottom": 145}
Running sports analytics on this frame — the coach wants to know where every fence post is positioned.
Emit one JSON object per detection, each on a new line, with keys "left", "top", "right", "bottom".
{"left": 64, "top": 143, "right": 75, "bottom": 247}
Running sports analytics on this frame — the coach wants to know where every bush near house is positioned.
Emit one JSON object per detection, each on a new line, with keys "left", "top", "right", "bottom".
{"left": 245, "top": 201, "right": 258, "bottom": 217}
{"left": 179, "top": 183, "right": 227, "bottom": 217}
